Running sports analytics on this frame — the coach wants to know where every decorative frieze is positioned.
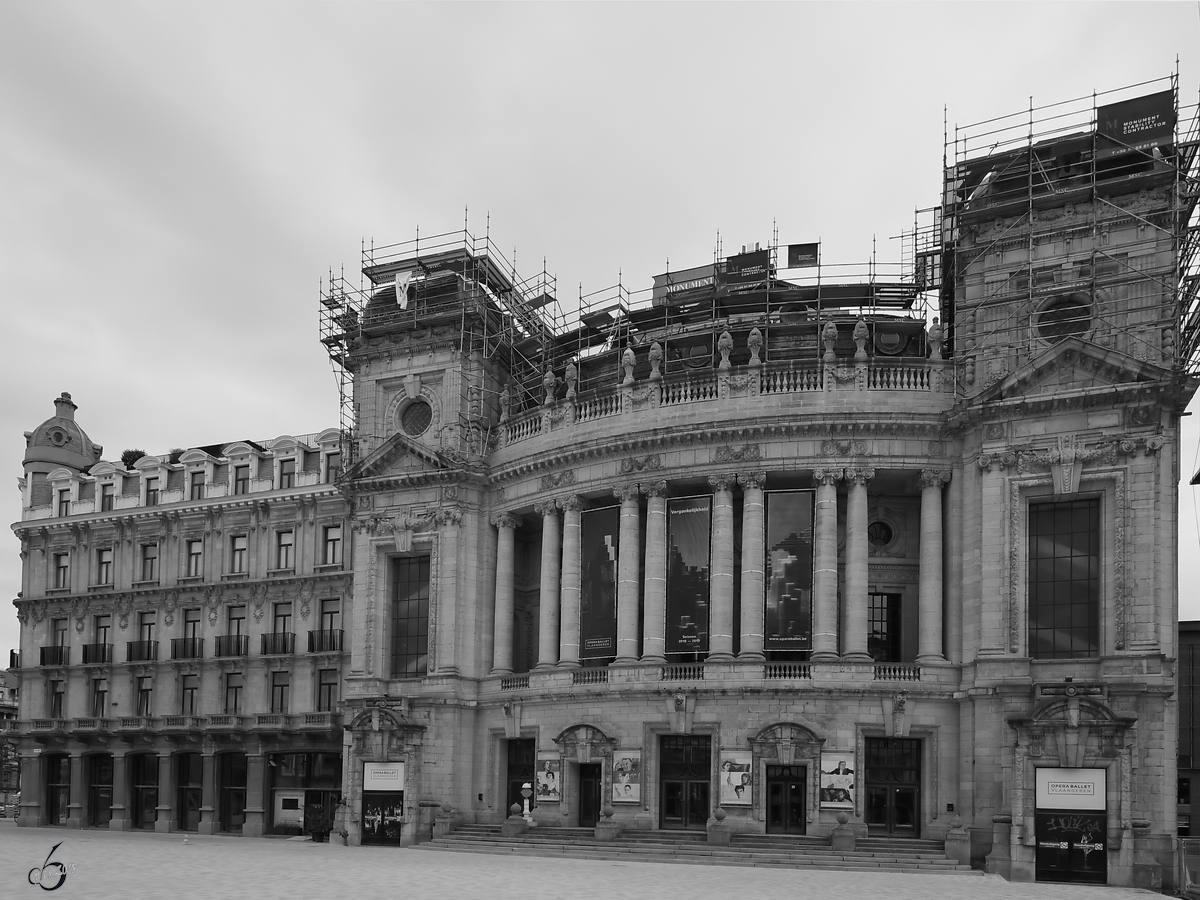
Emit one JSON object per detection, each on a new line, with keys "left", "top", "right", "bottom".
{"left": 714, "top": 444, "right": 761, "bottom": 463}
{"left": 619, "top": 455, "right": 661, "bottom": 475}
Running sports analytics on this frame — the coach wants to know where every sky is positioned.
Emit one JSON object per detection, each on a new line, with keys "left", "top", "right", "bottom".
{"left": 2, "top": 1, "right": 1199, "bottom": 658}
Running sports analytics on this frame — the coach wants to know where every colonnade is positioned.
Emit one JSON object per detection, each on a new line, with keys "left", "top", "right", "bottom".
{"left": 490, "top": 468, "right": 951, "bottom": 674}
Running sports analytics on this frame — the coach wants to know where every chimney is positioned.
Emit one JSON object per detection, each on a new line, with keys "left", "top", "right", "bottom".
{"left": 53, "top": 392, "right": 77, "bottom": 421}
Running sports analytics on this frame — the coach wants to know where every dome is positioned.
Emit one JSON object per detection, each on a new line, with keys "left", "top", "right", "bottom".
{"left": 23, "top": 392, "right": 103, "bottom": 473}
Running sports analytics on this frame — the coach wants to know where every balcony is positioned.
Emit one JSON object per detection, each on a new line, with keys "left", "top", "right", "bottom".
{"left": 161, "top": 715, "right": 207, "bottom": 732}
{"left": 261, "top": 632, "right": 295, "bottom": 656}
{"left": 126, "top": 640, "right": 159, "bottom": 662}
{"left": 171, "top": 638, "right": 204, "bottom": 661}
{"left": 873, "top": 663, "right": 922, "bottom": 682}
{"left": 118, "top": 716, "right": 154, "bottom": 733}
{"left": 307, "top": 630, "right": 343, "bottom": 653}
{"left": 74, "top": 717, "right": 110, "bottom": 733}
{"left": 297, "top": 712, "right": 341, "bottom": 731}
{"left": 31, "top": 719, "right": 69, "bottom": 734}
{"left": 207, "top": 714, "right": 248, "bottom": 731}
{"left": 82, "top": 643, "right": 113, "bottom": 665}
{"left": 214, "top": 634, "right": 249, "bottom": 658}
{"left": 39, "top": 646, "right": 69, "bottom": 667}
{"left": 8, "top": 649, "right": 19, "bottom": 669}
{"left": 253, "top": 713, "right": 292, "bottom": 731}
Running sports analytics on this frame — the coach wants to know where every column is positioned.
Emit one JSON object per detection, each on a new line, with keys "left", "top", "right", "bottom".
{"left": 707, "top": 474, "right": 736, "bottom": 661}
{"left": 198, "top": 751, "right": 217, "bottom": 835}
{"left": 737, "top": 472, "right": 767, "bottom": 660}
{"left": 811, "top": 469, "right": 842, "bottom": 661}
{"left": 490, "top": 513, "right": 519, "bottom": 675}
{"left": 242, "top": 750, "right": 265, "bottom": 837}
{"left": 66, "top": 751, "right": 85, "bottom": 829}
{"left": 436, "top": 514, "right": 460, "bottom": 674}
{"left": 534, "top": 501, "right": 561, "bottom": 670}
{"left": 945, "top": 466, "right": 964, "bottom": 665}
{"left": 614, "top": 485, "right": 642, "bottom": 664}
{"left": 155, "top": 751, "right": 175, "bottom": 833}
{"left": 842, "top": 467, "right": 874, "bottom": 661}
{"left": 18, "top": 752, "right": 41, "bottom": 826}
{"left": 109, "top": 749, "right": 130, "bottom": 830}
{"left": 918, "top": 468, "right": 951, "bottom": 664}
{"left": 641, "top": 481, "right": 668, "bottom": 664}
{"left": 558, "top": 496, "right": 583, "bottom": 668}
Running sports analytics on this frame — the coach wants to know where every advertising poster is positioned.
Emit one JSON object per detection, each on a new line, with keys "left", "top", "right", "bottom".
{"left": 820, "top": 753, "right": 855, "bottom": 809}
{"left": 536, "top": 754, "right": 561, "bottom": 802}
{"left": 1097, "top": 90, "right": 1175, "bottom": 158}
{"left": 652, "top": 263, "right": 718, "bottom": 306}
{"left": 612, "top": 751, "right": 642, "bottom": 804}
{"left": 726, "top": 249, "right": 770, "bottom": 286}
{"left": 786, "top": 243, "right": 820, "bottom": 268}
{"left": 765, "top": 491, "right": 814, "bottom": 651}
{"left": 580, "top": 507, "right": 619, "bottom": 659}
{"left": 719, "top": 751, "right": 753, "bottom": 807}
{"left": 666, "top": 497, "right": 711, "bottom": 655}
{"left": 361, "top": 791, "right": 404, "bottom": 843}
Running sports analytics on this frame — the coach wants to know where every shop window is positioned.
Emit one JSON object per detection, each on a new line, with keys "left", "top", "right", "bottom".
{"left": 1028, "top": 497, "right": 1100, "bottom": 659}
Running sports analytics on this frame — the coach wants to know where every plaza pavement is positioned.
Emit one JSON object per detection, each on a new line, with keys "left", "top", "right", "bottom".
{"left": 0, "top": 819, "right": 1163, "bottom": 900}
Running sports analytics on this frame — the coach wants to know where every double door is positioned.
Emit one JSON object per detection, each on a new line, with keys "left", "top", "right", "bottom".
{"left": 660, "top": 735, "right": 710, "bottom": 830}
{"left": 863, "top": 737, "right": 920, "bottom": 837}
{"left": 766, "top": 765, "right": 806, "bottom": 834}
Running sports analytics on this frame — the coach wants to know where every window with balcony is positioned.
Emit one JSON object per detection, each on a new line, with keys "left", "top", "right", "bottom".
{"left": 322, "top": 525, "right": 342, "bottom": 567}
{"left": 136, "top": 676, "right": 153, "bottom": 717}
{"left": 84, "top": 614, "right": 112, "bottom": 664}
{"left": 173, "top": 609, "right": 204, "bottom": 660}
{"left": 390, "top": 555, "right": 430, "bottom": 678}
{"left": 317, "top": 669, "right": 338, "bottom": 712}
{"left": 91, "top": 677, "right": 108, "bottom": 718}
{"left": 180, "top": 675, "right": 198, "bottom": 716}
{"left": 225, "top": 673, "right": 243, "bottom": 715}
{"left": 129, "top": 611, "right": 158, "bottom": 661}
{"left": 233, "top": 465, "right": 250, "bottom": 496}
{"left": 52, "top": 617, "right": 68, "bottom": 647}
{"left": 279, "top": 458, "right": 295, "bottom": 490}
{"left": 100, "top": 483, "right": 115, "bottom": 512}
{"left": 230, "top": 535, "right": 247, "bottom": 574}
{"left": 216, "top": 606, "right": 248, "bottom": 657}
{"left": 145, "top": 477, "right": 160, "bottom": 507}
{"left": 189, "top": 470, "right": 205, "bottom": 501}
{"left": 95, "top": 614, "right": 111, "bottom": 645}
{"left": 310, "top": 599, "right": 343, "bottom": 652}
{"left": 49, "top": 680, "right": 64, "bottom": 719}
{"left": 270, "top": 671, "right": 290, "bottom": 714}
{"left": 1028, "top": 497, "right": 1100, "bottom": 659}
{"left": 263, "top": 602, "right": 295, "bottom": 655}
{"left": 140, "top": 543, "right": 159, "bottom": 583}
{"left": 320, "top": 598, "right": 340, "bottom": 633}
{"left": 228, "top": 605, "right": 246, "bottom": 637}
{"left": 57, "top": 489, "right": 71, "bottom": 518}
{"left": 275, "top": 530, "right": 294, "bottom": 570}
{"left": 52, "top": 553, "right": 69, "bottom": 590}
{"left": 96, "top": 548, "right": 113, "bottom": 586}
{"left": 186, "top": 539, "right": 203, "bottom": 578}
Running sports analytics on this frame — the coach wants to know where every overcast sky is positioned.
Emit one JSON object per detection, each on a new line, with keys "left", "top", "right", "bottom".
{"left": 2, "top": 2, "right": 1199, "bottom": 658}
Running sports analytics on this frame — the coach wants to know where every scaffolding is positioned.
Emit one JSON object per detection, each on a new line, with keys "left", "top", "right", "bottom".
{"left": 940, "top": 74, "right": 1200, "bottom": 386}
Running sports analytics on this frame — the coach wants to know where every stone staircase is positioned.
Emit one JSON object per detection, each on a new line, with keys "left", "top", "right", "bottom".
{"left": 414, "top": 824, "right": 981, "bottom": 875}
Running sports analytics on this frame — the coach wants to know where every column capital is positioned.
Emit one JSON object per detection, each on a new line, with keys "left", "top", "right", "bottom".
{"left": 737, "top": 471, "right": 767, "bottom": 490}
{"left": 558, "top": 494, "right": 583, "bottom": 513}
{"left": 613, "top": 484, "right": 640, "bottom": 503}
{"left": 812, "top": 468, "right": 843, "bottom": 487}
{"left": 533, "top": 500, "right": 559, "bottom": 518}
{"left": 708, "top": 473, "right": 737, "bottom": 492}
{"left": 918, "top": 468, "right": 953, "bottom": 491}
{"left": 843, "top": 467, "right": 875, "bottom": 486}
{"left": 491, "top": 512, "right": 521, "bottom": 529}
{"left": 641, "top": 480, "right": 669, "bottom": 498}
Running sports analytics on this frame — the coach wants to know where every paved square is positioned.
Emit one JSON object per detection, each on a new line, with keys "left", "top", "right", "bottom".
{"left": 0, "top": 821, "right": 1162, "bottom": 900}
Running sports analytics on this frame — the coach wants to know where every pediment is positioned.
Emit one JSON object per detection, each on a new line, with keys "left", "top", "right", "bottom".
{"left": 978, "top": 338, "right": 1171, "bottom": 402}
{"left": 348, "top": 433, "right": 455, "bottom": 481}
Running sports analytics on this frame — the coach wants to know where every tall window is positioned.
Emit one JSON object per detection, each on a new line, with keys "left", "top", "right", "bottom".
{"left": 322, "top": 525, "right": 342, "bottom": 566}
{"left": 273, "top": 602, "right": 293, "bottom": 635}
{"left": 145, "top": 477, "right": 160, "bottom": 507}
{"left": 225, "top": 673, "right": 243, "bottom": 714}
{"left": 52, "top": 617, "right": 68, "bottom": 647}
{"left": 189, "top": 471, "right": 205, "bottom": 501}
{"left": 139, "top": 611, "right": 156, "bottom": 644}
{"left": 228, "top": 605, "right": 246, "bottom": 637}
{"left": 57, "top": 489, "right": 71, "bottom": 517}
{"left": 136, "top": 676, "right": 153, "bottom": 716}
{"left": 180, "top": 675, "right": 198, "bottom": 716}
{"left": 94, "top": 614, "right": 111, "bottom": 646}
{"left": 270, "top": 671, "right": 290, "bottom": 713}
{"left": 233, "top": 465, "right": 250, "bottom": 496}
{"left": 868, "top": 593, "right": 902, "bottom": 662}
{"left": 100, "top": 483, "right": 115, "bottom": 511}
{"left": 324, "top": 452, "right": 341, "bottom": 484}
{"left": 91, "top": 677, "right": 108, "bottom": 718}
{"left": 275, "top": 531, "right": 294, "bottom": 570}
{"left": 186, "top": 539, "right": 203, "bottom": 578}
{"left": 1028, "top": 497, "right": 1100, "bottom": 659}
{"left": 320, "top": 599, "right": 340, "bottom": 633}
{"left": 317, "top": 669, "right": 338, "bottom": 712}
{"left": 390, "top": 556, "right": 430, "bottom": 678}
{"left": 96, "top": 548, "right": 113, "bottom": 585}
{"left": 230, "top": 535, "right": 247, "bottom": 574}
{"left": 53, "top": 553, "right": 69, "bottom": 589}
{"left": 49, "top": 680, "right": 64, "bottom": 718}
{"left": 183, "top": 609, "right": 201, "bottom": 641}
{"left": 279, "top": 458, "right": 295, "bottom": 490}
{"left": 140, "top": 543, "right": 159, "bottom": 582}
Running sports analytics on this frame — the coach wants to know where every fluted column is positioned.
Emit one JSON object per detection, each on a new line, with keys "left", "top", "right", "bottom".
{"left": 918, "top": 469, "right": 951, "bottom": 663}
{"left": 534, "top": 500, "right": 561, "bottom": 670}
{"left": 708, "top": 474, "right": 737, "bottom": 661}
{"left": 811, "top": 469, "right": 842, "bottom": 661}
{"left": 945, "top": 465, "right": 964, "bottom": 665}
{"left": 738, "top": 471, "right": 767, "bottom": 660}
{"left": 614, "top": 485, "right": 641, "bottom": 664}
{"left": 641, "top": 481, "right": 668, "bottom": 663}
{"left": 490, "top": 513, "right": 519, "bottom": 675}
{"left": 843, "top": 467, "right": 874, "bottom": 661}
{"left": 558, "top": 496, "right": 583, "bottom": 668}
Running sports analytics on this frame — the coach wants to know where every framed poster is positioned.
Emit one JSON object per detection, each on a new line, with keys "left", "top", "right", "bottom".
{"left": 666, "top": 497, "right": 711, "bottom": 654}
{"left": 764, "top": 491, "right": 814, "bottom": 651}
{"left": 820, "top": 752, "right": 855, "bottom": 809}
{"left": 580, "top": 507, "right": 619, "bottom": 659}
{"left": 719, "top": 751, "right": 753, "bottom": 807}
{"left": 612, "top": 751, "right": 641, "bottom": 804}
{"left": 536, "top": 753, "right": 561, "bottom": 802}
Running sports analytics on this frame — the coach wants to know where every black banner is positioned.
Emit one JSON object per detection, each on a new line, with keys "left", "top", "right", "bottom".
{"left": 787, "top": 243, "right": 819, "bottom": 268}
{"left": 1097, "top": 89, "right": 1175, "bottom": 158}
{"left": 580, "top": 507, "right": 619, "bottom": 659}
{"left": 666, "top": 497, "right": 711, "bottom": 655}
{"left": 726, "top": 250, "right": 770, "bottom": 286}
{"left": 764, "top": 491, "right": 814, "bottom": 651}
{"left": 651, "top": 263, "right": 718, "bottom": 306}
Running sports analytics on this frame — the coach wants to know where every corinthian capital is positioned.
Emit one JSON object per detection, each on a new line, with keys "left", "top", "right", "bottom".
{"left": 641, "top": 480, "right": 669, "bottom": 499}
{"left": 492, "top": 512, "right": 521, "bottom": 530}
{"left": 533, "top": 500, "right": 559, "bottom": 518}
{"left": 708, "top": 473, "right": 736, "bottom": 493}
{"left": 918, "top": 468, "right": 952, "bottom": 491}
{"left": 558, "top": 494, "right": 583, "bottom": 513}
{"left": 812, "top": 468, "right": 843, "bottom": 487}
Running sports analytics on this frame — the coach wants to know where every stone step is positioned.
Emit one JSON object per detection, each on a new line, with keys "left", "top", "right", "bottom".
{"left": 437, "top": 839, "right": 962, "bottom": 863}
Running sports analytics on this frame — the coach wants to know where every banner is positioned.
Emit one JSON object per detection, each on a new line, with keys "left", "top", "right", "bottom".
{"left": 666, "top": 497, "right": 711, "bottom": 654}
{"left": 580, "top": 507, "right": 619, "bottom": 659}
{"left": 652, "top": 263, "right": 718, "bottom": 305}
{"left": 819, "top": 752, "right": 855, "bottom": 809}
{"left": 612, "top": 751, "right": 642, "bottom": 804}
{"left": 1097, "top": 90, "right": 1175, "bottom": 158}
{"left": 786, "top": 243, "right": 820, "bottom": 268}
{"left": 363, "top": 761, "right": 405, "bottom": 791}
{"left": 764, "top": 491, "right": 814, "bottom": 651}
{"left": 1035, "top": 768, "right": 1106, "bottom": 811}
{"left": 725, "top": 249, "right": 770, "bottom": 286}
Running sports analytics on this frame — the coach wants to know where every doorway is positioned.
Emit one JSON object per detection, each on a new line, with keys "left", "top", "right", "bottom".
{"left": 130, "top": 754, "right": 158, "bottom": 829}
{"left": 863, "top": 737, "right": 920, "bottom": 837}
{"left": 766, "top": 765, "right": 806, "bottom": 834}
{"left": 506, "top": 738, "right": 535, "bottom": 815}
{"left": 87, "top": 755, "right": 113, "bottom": 827}
{"left": 1034, "top": 810, "right": 1107, "bottom": 883}
{"left": 659, "top": 735, "right": 710, "bottom": 831}
{"left": 176, "top": 753, "right": 202, "bottom": 832}
{"left": 579, "top": 764, "right": 602, "bottom": 827}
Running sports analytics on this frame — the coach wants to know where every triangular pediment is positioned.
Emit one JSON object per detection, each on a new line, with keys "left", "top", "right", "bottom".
{"left": 977, "top": 338, "right": 1172, "bottom": 403}
{"left": 347, "top": 433, "right": 454, "bottom": 481}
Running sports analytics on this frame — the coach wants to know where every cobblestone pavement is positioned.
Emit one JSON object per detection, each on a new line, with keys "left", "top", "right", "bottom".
{"left": 0, "top": 820, "right": 1162, "bottom": 900}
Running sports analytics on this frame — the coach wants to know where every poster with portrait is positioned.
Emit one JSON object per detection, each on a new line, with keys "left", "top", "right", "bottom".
{"left": 535, "top": 753, "right": 561, "bottom": 802}
{"left": 580, "top": 507, "right": 619, "bottom": 659}
{"left": 719, "top": 751, "right": 753, "bottom": 807}
{"left": 820, "top": 752, "right": 855, "bottom": 809}
{"left": 611, "top": 751, "right": 642, "bottom": 804}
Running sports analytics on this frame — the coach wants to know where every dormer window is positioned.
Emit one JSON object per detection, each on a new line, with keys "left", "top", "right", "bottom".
{"left": 234, "top": 465, "right": 250, "bottom": 496}
{"left": 100, "top": 483, "right": 115, "bottom": 511}
{"left": 190, "top": 471, "right": 205, "bottom": 501}
{"left": 324, "top": 451, "right": 341, "bottom": 484}
{"left": 279, "top": 458, "right": 295, "bottom": 490}
{"left": 145, "top": 477, "right": 160, "bottom": 507}
{"left": 57, "top": 489, "right": 70, "bottom": 518}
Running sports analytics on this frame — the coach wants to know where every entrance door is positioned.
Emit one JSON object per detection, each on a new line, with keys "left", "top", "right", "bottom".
{"left": 579, "top": 764, "right": 601, "bottom": 827}
{"left": 88, "top": 755, "right": 114, "bottom": 827}
{"left": 176, "top": 753, "right": 202, "bottom": 832}
{"left": 1035, "top": 810, "right": 1107, "bottom": 884}
{"left": 506, "top": 739, "right": 535, "bottom": 815}
{"left": 45, "top": 755, "right": 70, "bottom": 826}
{"left": 863, "top": 737, "right": 920, "bottom": 837}
{"left": 130, "top": 755, "right": 158, "bottom": 829}
{"left": 659, "top": 735, "right": 711, "bottom": 831}
{"left": 766, "top": 765, "right": 806, "bottom": 834}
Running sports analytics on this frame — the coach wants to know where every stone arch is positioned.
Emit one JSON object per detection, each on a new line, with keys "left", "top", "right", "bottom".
{"left": 748, "top": 721, "right": 826, "bottom": 826}
{"left": 552, "top": 724, "right": 616, "bottom": 763}
{"left": 384, "top": 383, "right": 442, "bottom": 444}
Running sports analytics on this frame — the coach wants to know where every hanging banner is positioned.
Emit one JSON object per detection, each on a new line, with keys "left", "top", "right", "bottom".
{"left": 786, "top": 243, "right": 820, "bottom": 268}
{"left": 1097, "top": 90, "right": 1175, "bottom": 158}
{"left": 764, "top": 491, "right": 814, "bottom": 651}
{"left": 651, "top": 263, "right": 718, "bottom": 306}
{"left": 725, "top": 249, "right": 770, "bottom": 286}
{"left": 666, "top": 497, "right": 711, "bottom": 654}
{"left": 580, "top": 506, "right": 619, "bottom": 659}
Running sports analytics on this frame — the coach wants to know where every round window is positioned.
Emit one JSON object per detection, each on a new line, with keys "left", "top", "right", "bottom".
{"left": 401, "top": 399, "right": 433, "bottom": 436}
{"left": 1037, "top": 293, "right": 1092, "bottom": 344}
{"left": 49, "top": 429, "right": 67, "bottom": 446}
{"left": 867, "top": 520, "right": 894, "bottom": 549}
